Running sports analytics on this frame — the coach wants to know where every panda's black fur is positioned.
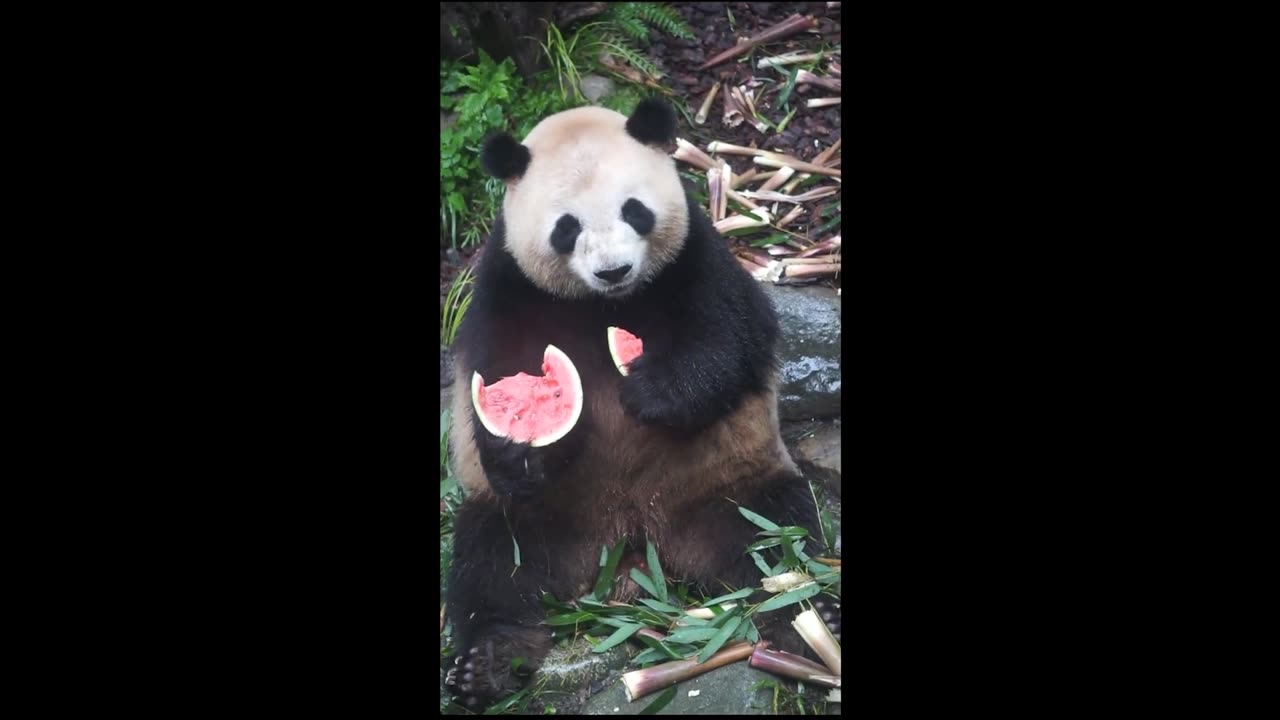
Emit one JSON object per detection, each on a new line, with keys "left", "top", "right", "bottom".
{"left": 444, "top": 101, "right": 837, "bottom": 708}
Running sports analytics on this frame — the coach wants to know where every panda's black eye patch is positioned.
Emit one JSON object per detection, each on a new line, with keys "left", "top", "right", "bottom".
{"left": 621, "top": 198, "right": 655, "bottom": 235}
{"left": 550, "top": 214, "right": 581, "bottom": 254}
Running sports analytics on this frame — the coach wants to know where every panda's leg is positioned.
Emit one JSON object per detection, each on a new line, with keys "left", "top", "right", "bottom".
{"left": 443, "top": 495, "right": 594, "bottom": 710}
{"left": 662, "top": 471, "right": 841, "bottom": 659}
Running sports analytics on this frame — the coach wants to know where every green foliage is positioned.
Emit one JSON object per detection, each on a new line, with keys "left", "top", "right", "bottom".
{"left": 605, "top": 3, "right": 694, "bottom": 43}
{"left": 441, "top": 265, "right": 474, "bottom": 347}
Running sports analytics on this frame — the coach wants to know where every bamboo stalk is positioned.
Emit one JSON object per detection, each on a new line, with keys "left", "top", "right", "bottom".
{"left": 707, "top": 141, "right": 802, "bottom": 166}
{"left": 731, "top": 168, "right": 759, "bottom": 189}
{"left": 806, "top": 97, "right": 842, "bottom": 108}
{"left": 777, "top": 204, "right": 807, "bottom": 227}
{"left": 812, "top": 557, "right": 842, "bottom": 567}
{"left": 674, "top": 137, "right": 717, "bottom": 171}
{"left": 785, "top": 263, "right": 842, "bottom": 279}
{"left": 726, "top": 187, "right": 760, "bottom": 210}
{"left": 781, "top": 255, "right": 841, "bottom": 265}
{"left": 738, "top": 257, "right": 770, "bottom": 280}
{"left": 738, "top": 186, "right": 838, "bottom": 204}
{"left": 796, "top": 69, "right": 842, "bottom": 94}
{"left": 700, "top": 14, "right": 819, "bottom": 70}
{"left": 791, "top": 609, "right": 841, "bottom": 676}
{"left": 621, "top": 642, "right": 755, "bottom": 701}
{"left": 783, "top": 139, "right": 841, "bottom": 193}
{"left": 695, "top": 82, "right": 721, "bottom": 125}
{"left": 757, "top": 51, "right": 824, "bottom": 69}
{"left": 765, "top": 244, "right": 797, "bottom": 256}
{"left": 722, "top": 86, "right": 747, "bottom": 128}
{"left": 718, "top": 163, "right": 731, "bottom": 221}
{"left": 757, "top": 165, "right": 794, "bottom": 193}
{"left": 828, "top": 61, "right": 841, "bottom": 77}
{"left": 684, "top": 602, "right": 741, "bottom": 620}
{"left": 714, "top": 211, "right": 772, "bottom": 234}
{"left": 748, "top": 646, "right": 841, "bottom": 688}
{"left": 796, "top": 236, "right": 841, "bottom": 258}
{"left": 707, "top": 166, "right": 723, "bottom": 223}
{"left": 754, "top": 156, "right": 841, "bottom": 177}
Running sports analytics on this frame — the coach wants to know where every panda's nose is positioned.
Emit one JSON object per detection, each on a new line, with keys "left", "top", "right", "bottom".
{"left": 594, "top": 265, "right": 632, "bottom": 283}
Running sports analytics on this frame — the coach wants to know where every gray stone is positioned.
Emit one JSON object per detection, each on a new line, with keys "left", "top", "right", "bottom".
{"left": 579, "top": 74, "right": 616, "bottom": 104}
{"left": 762, "top": 284, "right": 841, "bottom": 421}
{"left": 536, "top": 638, "right": 633, "bottom": 694}
{"left": 580, "top": 659, "right": 837, "bottom": 715}
{"left": 789, "top": 420, "right": 841, "bottom": 499}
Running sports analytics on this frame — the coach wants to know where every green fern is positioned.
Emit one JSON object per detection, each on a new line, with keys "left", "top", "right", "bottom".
{"left": 631, "top": 3, "right": 694, "bottom": 39}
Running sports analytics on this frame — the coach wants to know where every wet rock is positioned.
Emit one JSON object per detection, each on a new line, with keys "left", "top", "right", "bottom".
{"left": 579, "top": 74, "right": 616, "bottom": 104}
{"left": 763, "top": 284, "right": 841, "bottom": 420}
{"left": 581, "top": 661, "right": 779, "bottom": 715}
{"left": 791, "top": 420, "right": 841, "bottom": 498}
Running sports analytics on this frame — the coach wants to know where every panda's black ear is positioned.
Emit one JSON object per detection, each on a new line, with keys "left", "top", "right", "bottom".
{"left": 480, "top": 132, "right": 531, "bottom": 180}
{"left": 626, "top": 98, "right": 677, "bottom": 146}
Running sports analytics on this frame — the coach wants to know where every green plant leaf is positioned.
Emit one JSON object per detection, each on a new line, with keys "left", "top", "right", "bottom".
{"left": 638, "top": 598, "right": 681, "bottom": 614}
{"left": 664, "top": 626, "right": 720, "bottom": 644}
{"left": 777, "top": 67, "right": 800, "bottom": 108}
{"left": 544, "top": 611, "right": 596, "bottom": 626}
{"left": 636, "top": 632, "right": 684, "bottom": 660}
{"left": 756, "top": 582, "right": 822, "bottom": 612}
{"left": 698, "top": 587, "right": 756, "bottom": 607}
{"left": 593, "top": 623, "right": 643, "bottom": 653}
{"left": 738, "top": 507, "right": 781, "bottom": 531}
{"left": 697, "top": 615, "right": 743, "bottom": 663}
{"left": 751, "top": 551, "right": 775, "bottom": 576}
{"left": 629, "top": 567, "right": 661, "bottom": 598}
{"left": 593, "top": 540, "right": 627, "bottom": 600}
{"left": 644, "top": 539, "right": 668, "bottom": 603}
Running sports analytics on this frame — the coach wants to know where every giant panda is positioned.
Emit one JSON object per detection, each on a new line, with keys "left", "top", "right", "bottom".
{"left": 444, "top": 99, "right": 837, "bottom": 707}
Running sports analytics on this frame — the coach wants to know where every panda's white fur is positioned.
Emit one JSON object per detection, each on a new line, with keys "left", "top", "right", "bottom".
{"left": 501, "top": 107, "right": 688, "bottom": 300}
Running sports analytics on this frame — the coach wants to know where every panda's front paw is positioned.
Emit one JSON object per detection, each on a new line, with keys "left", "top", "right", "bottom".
{"left": 619, "top": 355, "right": 695, "bottom": 429}
{"left": 476, "top": 433, "right": 546, "bottom": 499}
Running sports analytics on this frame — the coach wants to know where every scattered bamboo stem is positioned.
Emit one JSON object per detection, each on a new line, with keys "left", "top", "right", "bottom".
{"left": 791, "top": 609, "right": 842, "bottom": 676}
{"left": 765, "top": 244, "right": 797, "bottom": 256}
{"left": 707, "top": 141, "right": 801, "bottom": 166}
{"left": 684, "top": 602, "right": 741, "bottom": 620}
{"left": 715, "top": 210, "right": 772, "bottom": 234}
{"left": 796, "top": 69, "right": 842, "bottom": 94}
{"left": 754, "top": 155, "right": 841, "bottom": 177}
{"left": 783, "top": 139, "right": 841, "bottom": 193}
{"left": 757, "top": 165, "right": 795, "bottom": 193}
{"left": 707, "top": 166, "right": 724, "bottom": 223}
{"left": 777, "top": 204, "right": 807, "bottom": 227}
{"left": 828, "top": 61, "right": 841, "bottom": 77}
{"left": 674, "top": 138, "right": 717, "bottom": 171}
{"left": 722, "top": 86, "right": 747, "bottom": 128}
{"left": 812, "top": 557, "right": 842, "bottom": 567}
{"left": 785, "top": 263, "right": 842, "bottom": 279}
{"left": 757, "top": 51, "right": 824, "bottom": 69}
{"left": 695, "top": 82, "right": 721, "bottom": 125}
{"left": 797, "top": 235, "right": 841, "bottom": 258}
{"left": 700, "top": 14, "right": 819, "bottom": 70}
{"left": 748, "top": 646, "right": 841, "bottom": 689}
{"left": 761, "top": 571, "right": 814, "bottom": 594}
{"left": 782, "top": 255, "right": 841, "bottom": 266}
{"left": 621, "top": 642, "right": 755, "bottom": 702}
{"left": 738, "top": 257, "right": 770, "bottom": 280}
{"left": 441, "top": 604, "right": 446, "bottom": 633}
{"left": 636, "top": 628, "right": 668, "bottom": 643}
{"left": 731, "top": 168, "right": 759, "bottom": 189}
{"left": 739, "top": 186, "right": 839, "bottom": 204}
{"left": 719, "top": 163, "right": 731, "bottom": 221}
{"left": 806, "top": 97, "right": 842, "bottom": 108}
{"left": 726, "top": 187, "right": 760, "bottom": 210}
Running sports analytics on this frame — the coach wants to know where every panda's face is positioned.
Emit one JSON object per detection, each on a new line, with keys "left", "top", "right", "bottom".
{"left": 495, "top": 107, "right": 688, "bottom": 300}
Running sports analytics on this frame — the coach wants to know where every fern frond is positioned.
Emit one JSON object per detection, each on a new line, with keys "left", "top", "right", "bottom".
{"left": 634, "top": 3, "right": 694, "bottom": 39}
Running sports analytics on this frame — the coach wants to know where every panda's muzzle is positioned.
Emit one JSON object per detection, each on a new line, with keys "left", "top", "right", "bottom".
{"left": 594, "top": 264, "right": 633, "bottom": 284}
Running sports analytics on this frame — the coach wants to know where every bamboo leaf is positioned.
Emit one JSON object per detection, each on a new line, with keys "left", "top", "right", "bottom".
{"left": 630, "top": 567, "right": 661, "bottom": 598}
{"left": 638, "top": 598, "right": 681, "bottom": 614}
{"left": 637, "top": 632, "right": 685, "bottom": 660}
{"left": 697, "top": 615, "right": 743, "bottom": 663}
{"left": 593, "top": 540, "right": 627, "bottom": 600}
{"left": 698, "top": 587, "right": 756, "bottom": 607}
{"left": 592, "top": 623, "right": 643, "bottom": 653}
{"left": 756, "top": 582, "right": 822, "bottom": 612}
{"left": 751, "top": 551, "right": 775, "bottom": 576}
{"left": 645, "top": 539, "right": 668, "bottom": 603}
{"left": 738, "top": 506, "right": 781, "bottom": 531}
{"left": 544, "top": 611, "right": 596, "bottom": 626}
{"left": 664, "top": 626, "right": 721, "bottom": 644}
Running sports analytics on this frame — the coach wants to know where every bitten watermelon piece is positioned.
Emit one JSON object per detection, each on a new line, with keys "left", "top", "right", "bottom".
{"left": 607, "top": 326, "right": 643, "bottom": 376}
{"left": 471, "top": 345, "right": 583, "bottom": 447}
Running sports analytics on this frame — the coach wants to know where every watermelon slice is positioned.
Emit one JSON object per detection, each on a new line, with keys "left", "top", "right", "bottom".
{"left": 607, "top": 326, "right": 643, "bottom": 376}
{"left": 471, "top": 345, "right": 583, "bottom": 448}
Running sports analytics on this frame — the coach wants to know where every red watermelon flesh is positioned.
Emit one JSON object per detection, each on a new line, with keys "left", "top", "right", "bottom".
{"left": 607, "top": 326, "right": 644, "bottom": 376}
{"left": 471, "top": 345, "right": 583, "bottom": 447}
